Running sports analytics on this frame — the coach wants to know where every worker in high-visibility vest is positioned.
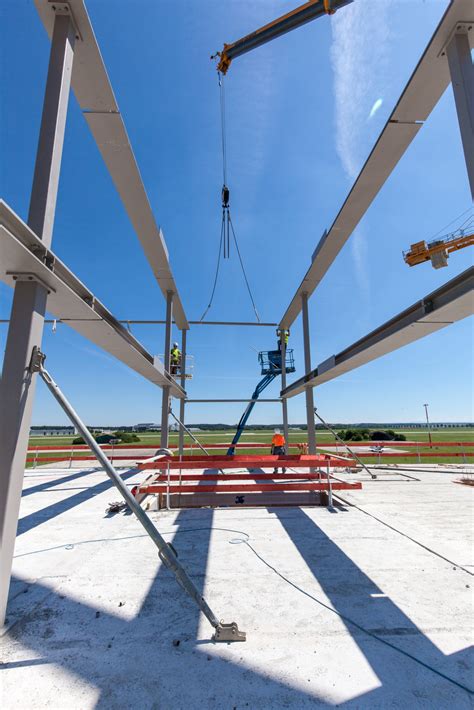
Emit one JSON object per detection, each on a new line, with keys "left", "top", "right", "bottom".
{"left": 276, "top": 328, "right": 290, "bottom": 351}
{"left": 271, "top": 428, "right": 287, "bottom": 474}
{"left": 170, "top": 342, "right": 181, "bottom": 375}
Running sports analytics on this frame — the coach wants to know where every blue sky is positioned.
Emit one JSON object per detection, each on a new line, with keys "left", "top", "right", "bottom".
{"left": 0, "top": 0, "right": 473, "bottom": 426}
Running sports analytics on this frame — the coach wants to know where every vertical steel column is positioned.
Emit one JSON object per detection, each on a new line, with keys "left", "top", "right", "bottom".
{"left": 178, "top": 329, "right": 187, "bottom": 456}
{"left": 301, "top": 292, "right": 316, "bottom": 455}
{"left": 280, "top": 334, "right": 289, "bottom": 448}
{"left": 0, "top": 13, "right": 75, "bottom": 627}
{"left": 446, "top": 31, "right": 474, "bottom": 200}
{"left": 160, "top": 291, "right": 173, "bottom": 448}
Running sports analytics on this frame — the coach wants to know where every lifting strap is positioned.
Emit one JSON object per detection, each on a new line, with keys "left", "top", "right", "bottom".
{"left": 199, "top": 72, "right": 261, "bottom": 322}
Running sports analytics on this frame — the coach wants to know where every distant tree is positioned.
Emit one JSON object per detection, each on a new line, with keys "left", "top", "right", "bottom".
{"left": 96, "top": 433, "right": 116, "bottom": 444}
{"left": 72, "top": 436, "right": 86, "bottom": 445}
{"left": 110, "top": 431, "right": 140, "bottom": 443}
{"left": 370, "top": 430, "right": 406, "bottom": 441}
{"left": 370, "top": 431, "right": 391, "bottom": 441}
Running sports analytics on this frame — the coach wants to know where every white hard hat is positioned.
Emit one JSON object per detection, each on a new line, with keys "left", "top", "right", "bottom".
{"left": 274, "top": 428, "right": 281, "bottom": 434}
{"left": 173, "top": 342, "right": 178, "bottom": 347}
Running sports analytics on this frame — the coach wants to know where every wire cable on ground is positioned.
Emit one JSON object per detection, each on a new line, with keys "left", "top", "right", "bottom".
{"left": 240, "top": 538, "right": 473, "bottom": 696}
{"left": 334, "top": 493, "right": 473, "bottom": 576}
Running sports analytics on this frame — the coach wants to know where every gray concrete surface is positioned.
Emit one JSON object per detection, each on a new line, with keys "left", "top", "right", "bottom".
{"left": 1, "top": 464, "right": 473, "bottom": 708}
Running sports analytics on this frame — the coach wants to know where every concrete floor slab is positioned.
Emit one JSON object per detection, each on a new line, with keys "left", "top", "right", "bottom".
{"left": 1, "top": 464, "right": 473, "bottom": 708}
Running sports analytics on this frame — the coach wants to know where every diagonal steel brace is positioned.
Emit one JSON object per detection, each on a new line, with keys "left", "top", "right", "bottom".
{"left": 29, "top": 347, "right": 246, "bottom": 642}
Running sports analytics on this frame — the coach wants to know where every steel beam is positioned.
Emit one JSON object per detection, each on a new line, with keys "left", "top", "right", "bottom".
{"left": 279, "top": 0, "right": 474, "bottom": 330}
{"left": 0, "top": 202, "right": 184, "bottom": 398}
{"left": 301, "top": 293, "right": 316, "bottom": 455}
{"left": 0, "top": 12, "right": 75, "bottom": 627}
{"left": 185, "top": 399, "right": 281, "bottom": 403}
{"left": 178, "top": 329, "right": 187, "bottom": 456}
{"left": 34, "top": 0, "right": 189, "bottom": 329}
{"left": 0, "top": 319, "right": 278, "bottom": 327}
{"left": 446, "top": 30, "right": 474, "bottom": 199}
{"left": 160, "top": 291, "right": 173, "bottom": 448}
{"left": 283, "top": 266, "right": 474, "bottom": 398}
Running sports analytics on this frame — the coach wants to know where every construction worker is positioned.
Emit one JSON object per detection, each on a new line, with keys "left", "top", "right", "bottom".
{"left": 276, "top": 328, "right": 290, "bottom": 351}
{"left": 271, "top": 428, "right": 287, "bottom": 474}
{"left": 170, "top": 342, "right": 181, "bottom": 376}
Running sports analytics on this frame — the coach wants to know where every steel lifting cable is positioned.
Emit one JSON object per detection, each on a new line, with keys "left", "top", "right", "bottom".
{"left": 200, "top": 70, "right": 261, "bottom": 322}
{"left": 199, "top": 211, "right": 225, "bottom": 322}
{"left": 428, "top": 205, "right": 473, "bottom": 242}
{"left": 219, "top": 72, "right": 227, "bottom": 186}
{"left": 228, "top": 214, "right": 261, "bottom": 323}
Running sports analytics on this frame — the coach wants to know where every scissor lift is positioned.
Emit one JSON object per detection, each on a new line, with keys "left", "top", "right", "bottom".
{"left": 226, "top": 349, "right": 295, "bottom": 455}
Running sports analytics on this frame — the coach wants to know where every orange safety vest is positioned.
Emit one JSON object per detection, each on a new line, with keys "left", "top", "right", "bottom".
{"left": 272, "top": 434, "right": 285, "bottom": 447}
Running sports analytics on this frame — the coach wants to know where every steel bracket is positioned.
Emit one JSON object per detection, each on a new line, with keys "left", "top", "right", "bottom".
{"left": 48, "top": 1, "right": 82, "bottom": 42}
{"left": 30, "top": 244, "right": 56, "bottom": 271}
{"left": 83, "top": 295, "right": 96, "bottom": 309}
{"left": 29, "top": 346, "right": 46, "bottom": 374}
{"left": 6, "top": 272, "right": 56, "bottom": 294}
{"left": 422, "top": 298, "right": 434, "bottom": 315}
{"left": 438, "top": 21, "right": 473, "bottom": 57}
{"left": 213, "top": 621, "right": 246, "bottom": 642}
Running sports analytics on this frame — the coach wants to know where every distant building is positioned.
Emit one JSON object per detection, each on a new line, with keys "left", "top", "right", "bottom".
{"left": 133, "top": 423, "right": 160, "bottom": 432}
{"left": 30, "top": 426, "right": 76, "bottom": 436}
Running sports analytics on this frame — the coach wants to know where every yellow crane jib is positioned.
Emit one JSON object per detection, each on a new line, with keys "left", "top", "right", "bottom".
{"left": 403, "top": 232, "right": 474, "bottom": 269}
{"left": 212, "top": 0, "right": 352, "bottom": 75}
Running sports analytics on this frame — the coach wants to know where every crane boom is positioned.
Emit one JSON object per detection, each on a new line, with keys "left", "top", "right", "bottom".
{"left": 403, "top": 232, "right": 474, "bottom": 269}
{"left": 214, "top": 0, "right": 353, "bottom": 75}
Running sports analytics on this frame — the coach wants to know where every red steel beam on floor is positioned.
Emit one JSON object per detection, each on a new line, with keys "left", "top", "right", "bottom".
{"left": 142, "top": 481, "right": 362, "bottom": 494}
{"left": 139, "top": 472, "right": 327, "bottom": 484}
{"left": 138, "top": 455, "right": 354, "bottom": 470}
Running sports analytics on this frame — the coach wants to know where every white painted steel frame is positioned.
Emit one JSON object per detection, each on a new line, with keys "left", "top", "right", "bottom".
{"left": 0, "top": 201, "right": 185, "bottom": 399}
{"left": 282, "top": 267, "right": 474, "bottom": 398}
{"left": 280, "top": 0, "right": 474, "bottom": 330}
{"left": 34, "top": 0, "right": 188, "bottom": 329}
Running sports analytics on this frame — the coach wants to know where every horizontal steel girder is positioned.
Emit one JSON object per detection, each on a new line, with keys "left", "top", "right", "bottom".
{"left": 0, "top": 201, "right": 185, "bottom": 398}
{"left": 282, "top": 265, "right": 474, "bottom": 398}
{"left": 280, "top": 0, "right": 474, "bottom": 329}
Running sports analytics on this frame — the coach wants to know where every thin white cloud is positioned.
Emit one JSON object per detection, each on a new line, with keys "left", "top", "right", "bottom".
{"left": 330, "top": 1, "right": 394, "bottom": 180}
{"left": 330, "top": 2, "right": 394, "bottom": 297}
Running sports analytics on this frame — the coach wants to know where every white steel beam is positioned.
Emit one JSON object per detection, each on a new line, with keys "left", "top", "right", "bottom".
{"left": 0, "top": 202, "right": 185, "bottom": 399}
{"left": 33, "top": 0, "right": 189, "bottom": 329}
{"left": 446, "top": 30, "right": 474, "bottom": 199}
{"left": 282, "top": 267, "right": 474, "bottom": 398}
{"left": 0, "top": 12, "right": 75, "bottom": 628}
{"left": 280, "top": 0, "right": 474, "bottom": 330}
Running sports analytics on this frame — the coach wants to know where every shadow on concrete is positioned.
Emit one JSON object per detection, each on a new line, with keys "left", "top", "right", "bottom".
{"left": 17, "top": 470, "right": 138, "bottom": 536}
{"left": 5, "top": 505, "right": 329, "bottom": 708}
{"left": 272, "top": 507, "right": 473, "bottom": 705}
{"left": 22, "top": 468, "right": 97, "bottom": 497}
{"left": 4, "top": 495, "right": 473, "bottom": 707}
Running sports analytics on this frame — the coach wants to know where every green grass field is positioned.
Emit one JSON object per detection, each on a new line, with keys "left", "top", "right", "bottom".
{"left": 27, "top": 428, "right": 473, "bottom": 467}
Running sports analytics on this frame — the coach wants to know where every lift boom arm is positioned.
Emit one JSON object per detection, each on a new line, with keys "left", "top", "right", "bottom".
{"left": 227, "top": 373, "right": 277, "bottom": 455}
{"left": 214, "top": 0, "right": 353, "bottom": 75}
